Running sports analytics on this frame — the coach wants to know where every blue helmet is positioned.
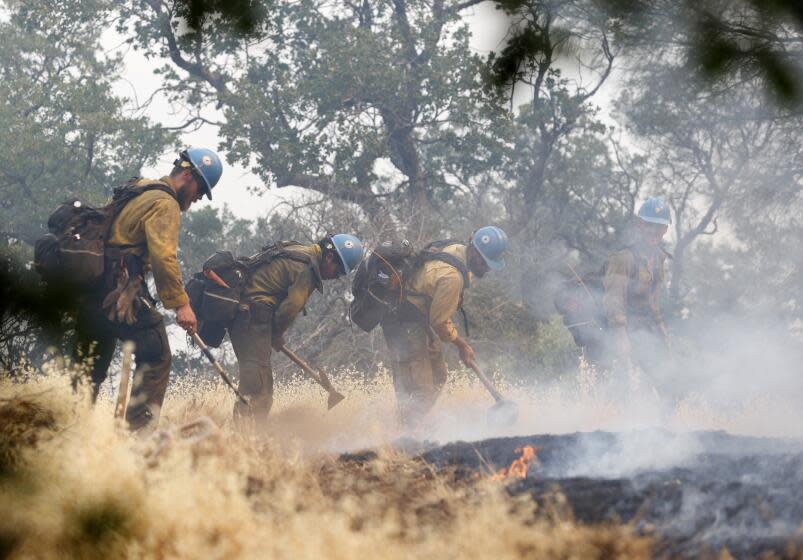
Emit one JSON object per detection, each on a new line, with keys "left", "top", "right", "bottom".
{"left": 471, "top": 226, "right": 508, "bottom": 271}
{"left": 330, "top": 234, "right": 364, "bottom": 274}
{"left": 638, "top": 197, "right": 672, "bottom": 225}
{"left": 181, "top": 147, "right": 223, "bottom": 200}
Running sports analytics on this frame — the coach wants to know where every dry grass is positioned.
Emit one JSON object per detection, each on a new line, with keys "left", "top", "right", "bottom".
{"left": 0, "top": 365, "right": 658, "bottom": 560}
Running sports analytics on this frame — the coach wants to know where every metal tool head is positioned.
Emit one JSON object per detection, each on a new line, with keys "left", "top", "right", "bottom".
{"left": 488, "top": 399, "right": 519, "bottom": 427}
{"left": 327, "top": 390, "right": 346, "bottom": 410}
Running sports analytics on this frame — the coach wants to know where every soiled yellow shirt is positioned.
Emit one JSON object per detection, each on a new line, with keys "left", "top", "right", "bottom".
{"left": 603, "top": 247, "right": 666, "bottom": 329}
{"left": 108, "top": 177, "right": 188, "bottom": 309}
{"left": 242, "top": 243, "right": 323, "bottom": 336}
{"left": 406, "top": 243, "right": 469, "bottom": 342}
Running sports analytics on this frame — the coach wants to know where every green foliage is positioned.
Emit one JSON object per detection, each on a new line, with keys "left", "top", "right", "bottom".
{"left": 0, "top": 250, "right": 79, "bottom": 374}
{"left": 0, "top": 0, "right": 174, "bottom": 248}
{"left": 175, "top": 0, "right": 269, "bottom": 35}
{"left": 617, "top": 39, "right": 803, "bottom": 313}
{"left": 0, "top": 0, "right": 172, "bottom": 370}
{"left": 122, "top": 0, "right": 509, "bottom": 232}
{"left": 7, "top": 0, "right": 803, "bottom": 381}
{"left": 599, "top": 0, "right": 803, "bottom": 104}
{"left": 180, "top": 205, "right": 264, "bottom": 275}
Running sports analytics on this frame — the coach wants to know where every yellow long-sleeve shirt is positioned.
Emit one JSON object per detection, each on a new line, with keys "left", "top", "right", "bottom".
{"left": 108, "top": 177, "right": 188, "bottom": 310}
{"left": 406, "top": 243, "right": 470, "bottom": 343}
{"left": 241, "top": 243, "right": 323, "bottom": 337}
{"left": 602, "top": 247, "right": 666, "bottom": 329}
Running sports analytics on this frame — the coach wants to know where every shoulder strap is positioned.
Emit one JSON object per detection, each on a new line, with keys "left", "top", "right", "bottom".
{"left": 106, "top": 181, "right": 178, "bottom": 251}
{"left": 247, "top": 242, "right": 323, "bottom": 293}
{"left": 423, "top": 252, "right": 470, "bottom": 286}
{"left": 423, "top": 238, "right": 463, "bottom": 252}
{"left": 112, "top": 181, "right": 177, "bottom": 205}
{"left": 419, "top": 240, "right": 470, "bottom": 286}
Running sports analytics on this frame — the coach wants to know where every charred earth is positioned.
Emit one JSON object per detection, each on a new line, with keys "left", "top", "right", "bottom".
{"left": 387, "top": 430, "right": 803, "bottom": 558}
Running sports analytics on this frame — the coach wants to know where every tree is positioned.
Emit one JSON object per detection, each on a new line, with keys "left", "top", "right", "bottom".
{"left": 472, "top": 0, "right": 641, "bottom": 321}
{"left": 0, "top": 0, "right": 174, "bottom": 249}
{"left": 0, "top": 0, "right": 173, "bottom": 370}
{"left": 119, "top": 0, "right": 506, "bottom": 233}
{"left": 600, "top": 0, "right": 803, "bottom": 105}
{"left": 618, "top": 55, "right": 803, "bottom": 311}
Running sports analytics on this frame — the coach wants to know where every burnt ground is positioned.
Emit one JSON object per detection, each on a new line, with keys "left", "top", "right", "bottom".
{"left": 353, "top": 431, "right": 803, "bottom": 558}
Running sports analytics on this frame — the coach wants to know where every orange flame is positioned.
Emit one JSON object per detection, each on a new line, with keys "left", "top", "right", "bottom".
{"left": 492, "top": 446, "right": 538, "bottom": 481}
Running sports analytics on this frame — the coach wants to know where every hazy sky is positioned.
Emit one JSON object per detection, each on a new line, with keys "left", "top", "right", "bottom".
{"left": 111, "top": 3, "right": 615, "bottom": 221}
{"left": 106, "top": 4, "right": 516, "bottom": 220}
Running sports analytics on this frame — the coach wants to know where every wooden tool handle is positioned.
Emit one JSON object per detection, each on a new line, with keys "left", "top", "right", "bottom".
{"left": 467, "top": 359, "right": 505, "bottom": 403}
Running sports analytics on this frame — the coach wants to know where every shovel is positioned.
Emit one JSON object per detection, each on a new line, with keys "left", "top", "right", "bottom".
{"left": 466, "top": 359, "right": 519, "bottom": 426}
{"left": 278, "top": 345, "right": 345, "bottom": 410}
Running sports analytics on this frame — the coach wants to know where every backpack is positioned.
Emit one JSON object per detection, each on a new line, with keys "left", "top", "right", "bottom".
{"left": 186, "top": 241, "right": 322, "bottom": 347}
{"left": 34, "top": 180, "right": 176, "bottom": 289}
{"left": 349, "top": 239, "right": 469, "bottom": 333}
{"left": 553, "top": 262, "right": 607, "bottom": 333}
{"left": 554, "top": 246, "right": 669, "bottom": 337}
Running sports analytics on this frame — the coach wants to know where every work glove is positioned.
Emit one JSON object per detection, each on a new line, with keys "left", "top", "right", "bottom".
{"left": 102, "top": 269, "right": 142, "bottom": 325}
{"left": 116, "top": 274, "right": 144, "bottom": 325}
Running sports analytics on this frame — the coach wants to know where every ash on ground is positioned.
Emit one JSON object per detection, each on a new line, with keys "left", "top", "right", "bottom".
{"left": 378, "top": 430, "right": 803, "bottom": 558}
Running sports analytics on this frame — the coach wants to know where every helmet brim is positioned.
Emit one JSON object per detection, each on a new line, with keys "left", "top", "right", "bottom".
{"left": 479, "top": 251, "right": 505, "bottom": 271}
{"left": 332, "top": 244, "right": 351, "bottom": 274}
{"left": 638, "top": 215, "right": 671, "bottom": 226}
{"left": 195, "top": 174, "right": 213, "bottom": 200}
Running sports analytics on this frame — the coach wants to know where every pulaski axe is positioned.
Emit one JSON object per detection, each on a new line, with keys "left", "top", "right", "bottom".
{"left": 277, "top": 344, "right": 345, "bottom": 410}
{"left": 193, "top": 332, "right": 249, "bottom": 406}
{"left": 466, "top": 359, "right": 519, "bottom": 426}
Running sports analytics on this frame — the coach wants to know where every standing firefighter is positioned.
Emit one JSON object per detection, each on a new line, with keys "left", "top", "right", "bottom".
{"left": 604, "top": 197, "right": 671, "bottom": 371}
{"left": 213, "top": 235, "right": 363, "bottom": 423}
{"left": 555, "top": 197, "right": 671, "bottom": 371}
{"left": 69, "top": 148, "right": 223, "bottom": 431}
{"left": 379, "top": 226, "right": 508, "bottom": 425}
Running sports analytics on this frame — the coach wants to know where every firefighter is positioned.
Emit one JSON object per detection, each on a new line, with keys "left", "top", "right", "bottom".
{"left": 73, "top": 148, "right": 223, "bottom": 431}
{"left": 230, "top": 234, "right": 363, "bottom": 423}
{"left": 603, "top": 197, "right": 671, "bottom": 371}
{"left": 381, "top": 226, "right": 508, "bottom": 426}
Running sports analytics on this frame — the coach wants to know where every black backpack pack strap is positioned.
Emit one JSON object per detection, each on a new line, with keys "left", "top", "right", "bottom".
{"left": 408, "top": 240, "right": 471, "bottom": 335}
{"left": 247, "top": 241, "right": 324, "bottom": 294}
{"left": 348, "top": 239, "right": 417, "bottom": 332}
{"left": 186, "top": 241, "right": 324, "bottom": 346}
{"left": 554, "top": 246, "right": 648, "bottom": 337}
{"left": 106, "top": 181, "right": 178, "bottom": 255}
{"left": 349, "top": 238, "right": 471, "bottom": 334}
{"left": 419, "top": 239, "right": 470, "bottom": 285}
{"left": 35, "top": 178, "right": 178, "bottom": 289}
{"left": 408, "top": 239, "right": 470, "bottom": 296}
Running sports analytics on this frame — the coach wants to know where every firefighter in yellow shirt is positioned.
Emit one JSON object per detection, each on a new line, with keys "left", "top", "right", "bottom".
{"left": 73, "top": 148, "right": 223, "bottom": 431}
{"left": 231, "top": 234, "right": 364, "bottom": 423}
{"left": 603, "top": 197, "right": 671, "bottom": 371}
{"left": 381, "top": 226, "right": 508, "bottom": 425}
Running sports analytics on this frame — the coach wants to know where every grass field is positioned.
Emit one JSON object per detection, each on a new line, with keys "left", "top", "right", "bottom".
{"left": 2, "top": 360, "right": 800, "bottom": 559}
